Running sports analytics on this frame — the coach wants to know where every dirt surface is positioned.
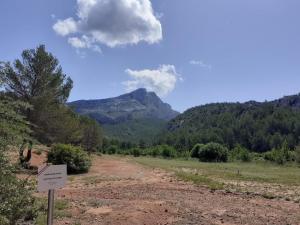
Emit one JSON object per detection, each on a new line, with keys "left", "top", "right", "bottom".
{"left": 35, "top": 155, "right": 300, "bottom": 225}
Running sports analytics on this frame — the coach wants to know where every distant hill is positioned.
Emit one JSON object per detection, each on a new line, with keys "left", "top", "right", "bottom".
{"left": 162, "top": 93, "right": 300, "bottom": 152}
{"left": 68, "top": 88, "right": 179, "bottom": 142}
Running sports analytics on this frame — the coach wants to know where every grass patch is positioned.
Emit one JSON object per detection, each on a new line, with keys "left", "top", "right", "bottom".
{"left": 175, "top": 171, "right": 224, "bottom": 190}
{"left": 35, "top": 198, "right": 71, "bottom": 225}
{"left": 133, "top": 157, "right": 300, "bottom": 186}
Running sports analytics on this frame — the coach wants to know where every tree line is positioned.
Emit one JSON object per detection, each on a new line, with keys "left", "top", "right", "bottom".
{"left": 159, "top": 102, "right": 300, "bottom": 153}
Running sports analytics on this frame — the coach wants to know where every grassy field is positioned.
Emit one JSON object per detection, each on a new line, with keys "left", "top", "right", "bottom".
{"left": 132, "top": 157, "right": 300, "bottom": 201}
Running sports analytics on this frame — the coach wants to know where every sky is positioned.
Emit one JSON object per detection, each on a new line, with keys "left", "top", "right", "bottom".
{"left": 1, "top": 0, "right": 300, "bottom": 112}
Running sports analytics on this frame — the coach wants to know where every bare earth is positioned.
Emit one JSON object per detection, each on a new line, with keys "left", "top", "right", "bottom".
{"left": 35, "top": 155, "right": 300, "bottom": 225}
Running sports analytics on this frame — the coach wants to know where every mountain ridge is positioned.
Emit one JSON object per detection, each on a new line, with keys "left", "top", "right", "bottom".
{"left": 68, "top": 88, "right": 179, "bottom": 142}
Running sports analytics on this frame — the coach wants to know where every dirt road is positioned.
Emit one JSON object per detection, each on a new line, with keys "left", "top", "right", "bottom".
{"left": 47, "top": 155, "right": 300, "bottom": 225}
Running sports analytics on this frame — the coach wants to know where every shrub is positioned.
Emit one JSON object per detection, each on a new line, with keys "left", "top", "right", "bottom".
{"left": 264, "top": 149, "right": 285, "bottom": 164}
{"left": 47, "top": 144, "right": 91, "bottom": 174}
{"left": 106, "top": 145, "right": 117, "bottom": 155}
{"left": 264, "top": 142, "right": 293, "bottom": 165}
{"left": 229, "top": 145, "right": 252, "bottom": 162}
{"left": 150, "top": 146, "right": 161, "bottom": 157}
{"left": 161, "top": 145, "right": 177, "bottom": 158}
{"left": 131, "top": 148, "right": 141, "bottom": 157}
{"left": 178, "top": 151, "right": 191, "bottom": 159}
{"left": 295, "top": 146, "right": 300, "bottom": 164}
{"left": 0, "top": 153, "right": 37, "bottom": 225}
{"left": 198, "top": 142, "right": 228, "bottom": 162}
{"left": 191, "top": 144, "right": 205, "bottom": 158}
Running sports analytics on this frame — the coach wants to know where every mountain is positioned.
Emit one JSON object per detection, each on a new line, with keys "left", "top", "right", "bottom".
{"left": 162, "top": 93, "right": 300, "bottom": 152}
{"left": 68, "top": 88, "right": 179, "bottom": 142}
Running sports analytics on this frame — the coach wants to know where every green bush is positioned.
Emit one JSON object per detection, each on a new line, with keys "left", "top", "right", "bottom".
{"left": 264, "top": 142, "right": 293, "bottom": 165}
{"left": 191, "top": 144, "right": 205, "bottom": 158}
{"left": 106, "top": 145, "right": 117, "bottom": 155}
{"left": 149, "top": 146, "right": 161, "bottom": 157}
{"left": 295, "top": 146, "right": 300, "bottom": 164}
{"left": 264, "top": 150, "right": 293, "bottom": 165}
{"left": 131, "top": 148, "right": 141, "bottom": 157}
{"left": 178, "top": 151, "right": 191, "bottom": 159}
{"left": 47, "top": 144, "right": 91, "bottom": 174}
{"left": 264, "top": 149, "right": 284, "bottom": 164}
{"left": 0, "top": 153, "right": 37, "bottom": 225}
{"left": 229, "top": 145, "right": 252, "bottom": 162}
{"left": 198, "top": 142, "right": 228, "bottom": 162}
{"left": 160, "top": 145, "right": 177, "bottom": 158}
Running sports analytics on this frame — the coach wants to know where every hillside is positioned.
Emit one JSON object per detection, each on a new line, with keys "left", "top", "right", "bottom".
{"left": 68, "top": 88, "right": 179, "bottom": 142}
{"left": 162, "top": 93, "right": 300, "bottom": 152}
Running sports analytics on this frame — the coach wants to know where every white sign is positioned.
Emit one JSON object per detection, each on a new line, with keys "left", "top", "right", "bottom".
{"left": 38, "top": 164, "right": 67, "bottom": 192}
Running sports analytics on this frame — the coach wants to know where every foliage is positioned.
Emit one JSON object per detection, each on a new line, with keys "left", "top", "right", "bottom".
{"left": 264, "top": 141, "right": 293, "bottom": 165}
{"left": 198, "top": 142, "right": 228, "bottom": 162}
{"left": 0, "top": 155, "right": 37, "bottom": 225}
{"left": 79, "top": 116, "right": 103, "bottom": 153}
{"left": 190, "top": 144, "right": 205, "bottom": 158}
{"left": 106, "top": 145, "right": 118, "bottom": 155}
{"left": 1, "top": 45, "right": 103, "bottom": 147}
{"left": 102, "top": 118, "right": 167, "bottom": 144}
{"left": 229, "top": 145, "right": 252, "bottom": 162}
{"left": 131, "top": 148, "right": 141, "bottom": 157}
{"left": 47, "top": 144, "right": 91, "bottom": 174}
{"left": 0, "top": 95, "right": 37, "bottom": 224}
{"left": 160, "top": 145, "right": 177, "bottom": 158}
{"left": 1, "top": 45, "right": 73, "bottom": 142}
{"left": 162, "top": 98, "right": 300, "bottom": 153}
{"left": 150, "top": 146, "right": 161, "bottom": 157}
{"left": 295, "top": 146, "right": 300, "bottom": 164}
{"left": 0, "top": 95, "right": 31, "bottom": 148}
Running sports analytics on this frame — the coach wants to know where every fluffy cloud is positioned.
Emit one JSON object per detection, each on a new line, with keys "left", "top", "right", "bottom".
{"left": 68, "top": 36, "right": 102, "bottom": 53}
{"left": 123, "top": 65, "right": 182, "bottom": 97}
{"left": 53, "top": 18, "right": 77, "bottom": 36}
{"left": 53, "top": 0, "right": 162, "bottom": 51}
{"left": 189, "top": 60, "right": 212, "bottom": 70}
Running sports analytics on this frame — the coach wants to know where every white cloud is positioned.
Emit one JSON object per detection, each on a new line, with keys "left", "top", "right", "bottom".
{"left": 68, "top": 37, "right": 87, "bottom": 48}
{"left": 189, "top": 60, "right": 212, "bottom": 70}
{"left": 123, "top": 65, "right": 182, "bottom": 97}
{"left": 53, "top": 0, "right": 162, "bottom": 51}
{"left": 68, "top": 36, "right": 102, "bottom": 53}
{"left": 53, "top": 18, "right": 77, "bottom": 36}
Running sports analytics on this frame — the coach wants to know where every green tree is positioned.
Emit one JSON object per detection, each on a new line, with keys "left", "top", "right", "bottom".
{"left": 0, "top": 45, "right": 74, "bottom": 144}
{"left": 191, "top": 144, "right": 205, "bottom": 158}
{"left": 80, "top": 116, "right": 103, "bottom": 153}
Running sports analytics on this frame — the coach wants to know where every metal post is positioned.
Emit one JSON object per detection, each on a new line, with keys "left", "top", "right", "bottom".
{"left": 47, "top": 189, "right": 55, "bottom": 225}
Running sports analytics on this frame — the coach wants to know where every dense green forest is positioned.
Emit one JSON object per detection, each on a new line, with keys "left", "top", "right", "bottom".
{"left": 102, "top": 118, "right": 167, "bottom": 143}
{"left": 160, "top": 99, "right": 300, "bottom": 153}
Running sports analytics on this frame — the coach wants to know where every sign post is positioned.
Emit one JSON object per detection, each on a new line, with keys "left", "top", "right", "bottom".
{"left": 47, "top": 190, "right": 55, "bottom": 225}
{"left": 38, "top": 164, "right": 67, "bottom": 225}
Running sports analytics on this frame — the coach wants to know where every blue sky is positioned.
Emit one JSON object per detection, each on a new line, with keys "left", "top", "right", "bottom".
{"left": 1, "top": 0, "right": 300, "bottom": 112}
